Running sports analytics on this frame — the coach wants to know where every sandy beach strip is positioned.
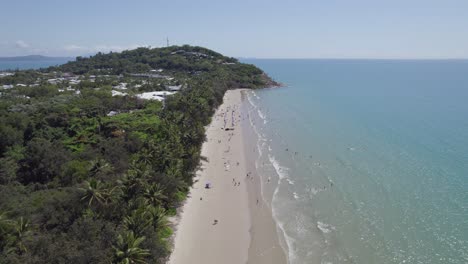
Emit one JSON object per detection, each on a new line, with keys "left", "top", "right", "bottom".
{"left": 168, "top": 89, "right": 287, "bottom": 264}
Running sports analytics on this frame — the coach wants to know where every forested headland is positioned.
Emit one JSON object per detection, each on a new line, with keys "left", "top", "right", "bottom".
{"left": 0, "top": 45, "right": 276, "bottom": 263}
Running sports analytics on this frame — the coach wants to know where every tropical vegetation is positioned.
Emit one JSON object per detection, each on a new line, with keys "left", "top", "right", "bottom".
{"left": 0, "top": 45, "right": 275, "bottom": 263}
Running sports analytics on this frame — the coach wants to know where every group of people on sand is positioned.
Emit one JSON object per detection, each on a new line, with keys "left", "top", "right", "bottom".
{"left": 207, "top": 102, "right": 250, "bottom": 227}
{"left": 220, "top": 105, "right": 240, "bottom": 130}
{"left": 232, "top": 178, "right": 241, "bottom": 186}
{"left": 246, "top": 172, "right": 255, "bottom": 181}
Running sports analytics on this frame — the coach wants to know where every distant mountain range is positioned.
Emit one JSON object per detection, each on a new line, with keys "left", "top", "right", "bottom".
{"left": 0, "top": 55, "right": 74, "bottom": 61}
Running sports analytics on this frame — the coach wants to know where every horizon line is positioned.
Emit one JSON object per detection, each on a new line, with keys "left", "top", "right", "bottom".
{"left": 238, "top": 57, "right": 468, "bottom": 61}
{"left": 2, "top": 53, "right": 468, "bottom": 61}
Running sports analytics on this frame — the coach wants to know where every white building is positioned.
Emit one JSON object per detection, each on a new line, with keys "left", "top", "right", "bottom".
{"left": 113, "top": 83, "right": 128, "bottom": 90}
{"left": 136, "top": 91, "right": 176, "bottom": 101}
{"left": 112, "top": 90, "right": 128, "bottom": 97}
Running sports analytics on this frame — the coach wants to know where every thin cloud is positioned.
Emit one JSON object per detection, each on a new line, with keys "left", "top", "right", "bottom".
{"left": 64, "top": 44, "right": 86, "bottom": 51}
{"left": 15, "top": 40, "right": 29, "bottom": 49}
{"left": 62, "top": 44, "right": 150, "bottom": 54}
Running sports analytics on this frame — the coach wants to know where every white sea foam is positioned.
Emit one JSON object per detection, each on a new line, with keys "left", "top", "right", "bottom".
{"left": 293, "top": 192, "right": 299, "bottom": 199}
{"left": 246, "top": 93, "right": 258, "bottom": 108}
{"left": 257, "top": 109, "right": 265, "bottom": 120}
{"left": 248, "top": 108, "right": 265, "bottom": 142}
{"left": 268, "top": 154, "right": 289, "bottom": 180}
{"left": 272, "top": 211, "right": 295, "bottom": 263}
{"left": 255, "top": 108, "right": 268, "bottom": 124}
{"left": 309, "top": 187, "right": 322, "bottom": 195}
{"left": 257, "top": 142, "right": 263, "bottom": 156}
{"left": 286, "top": 178, "right": 295, "bottom": 185}
{"left": 317, "top": 221, "right": 335, "bottom": 234}
{"left": 271, "top": 181, "right": 297, "bottom": 264}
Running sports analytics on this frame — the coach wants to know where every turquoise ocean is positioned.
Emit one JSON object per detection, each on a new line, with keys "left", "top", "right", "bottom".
{"left": 243, "top": 59, "right": 468, "bottom": 264}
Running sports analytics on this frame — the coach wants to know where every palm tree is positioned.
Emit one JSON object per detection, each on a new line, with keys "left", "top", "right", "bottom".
{"left": 146, "top": 206, "right": 168, "bottom": 230}
{"left": 79, "top": 179, "right": 111, "bottom": 206}
{"left": 89, "top": 158, "right": 112, "bottom": 177}
{"left": 118, "top": 174, "right": 144, "bottom": 203}
{"left": 0, "top": 211, "right": 12, "bottom": 234}
{"left": 0, "top": 211, "right": 13, "bottom": 249}
{"left": 6, "top": 217, "right": 31, "bottom": 254}
{"left": 136, "top": 148, "right": 154, "bottom": 166}
{"left": 142, "top": 183, "right": 166, "bottom": 206}
{"left": 118, "top": 163, "right": 152, "bottom": 202}
{"left": 113, "top": 231, "right": 150, "bottom": 264}
{"left": 123, "top": 207, "right": 150, "bottom": 236}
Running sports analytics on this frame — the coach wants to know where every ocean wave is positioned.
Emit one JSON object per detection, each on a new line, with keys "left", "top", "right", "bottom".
{"left": 257, "top": 109, "right": 266, "bottom": 120}
{"left": 268, "top": 154, "right": 289, "bottom": 180}
{"left": 272, "top": 209, "right": 297, "bottom": 263}
{"left": 286, "top": 178, "right": 295, "bottom": 185}
{"left": 246, "top": 93, "right": 258, "bottom": 108}
{"left": 248, "top": 109, "right": 265, "bottom": 142}
{"left": 271, "top": 185, "right": 296, "bottom": 264}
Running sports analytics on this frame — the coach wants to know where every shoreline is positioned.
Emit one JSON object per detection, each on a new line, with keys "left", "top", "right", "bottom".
{"left": 241, "top": 90, "right": 288, "bottom": 264}
{"left": 168, "top": 89, "right": 286, "bottom": 264}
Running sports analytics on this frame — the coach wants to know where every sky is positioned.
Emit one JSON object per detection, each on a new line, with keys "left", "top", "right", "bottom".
{"left": 1, "top": 0, "right": 468, "bottom": 59}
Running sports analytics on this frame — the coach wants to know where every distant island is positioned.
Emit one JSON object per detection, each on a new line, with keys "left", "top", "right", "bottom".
{"left": 0, "top": 45, "right": 277, "bottom": 263}
{"left": 0, "top": 55, "right": 74, "bottom": 62}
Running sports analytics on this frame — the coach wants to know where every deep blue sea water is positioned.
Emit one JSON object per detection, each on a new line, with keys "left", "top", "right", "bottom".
{"left": 0, "top": 59, "right": 72, "bottom": 70}
{"left": 243, "top": 59, "right": 468, "bottom": 264}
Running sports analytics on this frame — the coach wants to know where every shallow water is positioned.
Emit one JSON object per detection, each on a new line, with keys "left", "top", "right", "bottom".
{"left": 243, "top": 59, "right": 468, "bottom": 264}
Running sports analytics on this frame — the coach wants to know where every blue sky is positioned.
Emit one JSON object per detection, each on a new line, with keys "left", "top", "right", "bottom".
{"left": 1, "top": 0, "right": 468, "bottom": 58}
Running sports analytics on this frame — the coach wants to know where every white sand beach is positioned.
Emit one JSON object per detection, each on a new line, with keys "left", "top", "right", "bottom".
{"left": 168, "top": 89, "right": 286, "bottom": 264}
